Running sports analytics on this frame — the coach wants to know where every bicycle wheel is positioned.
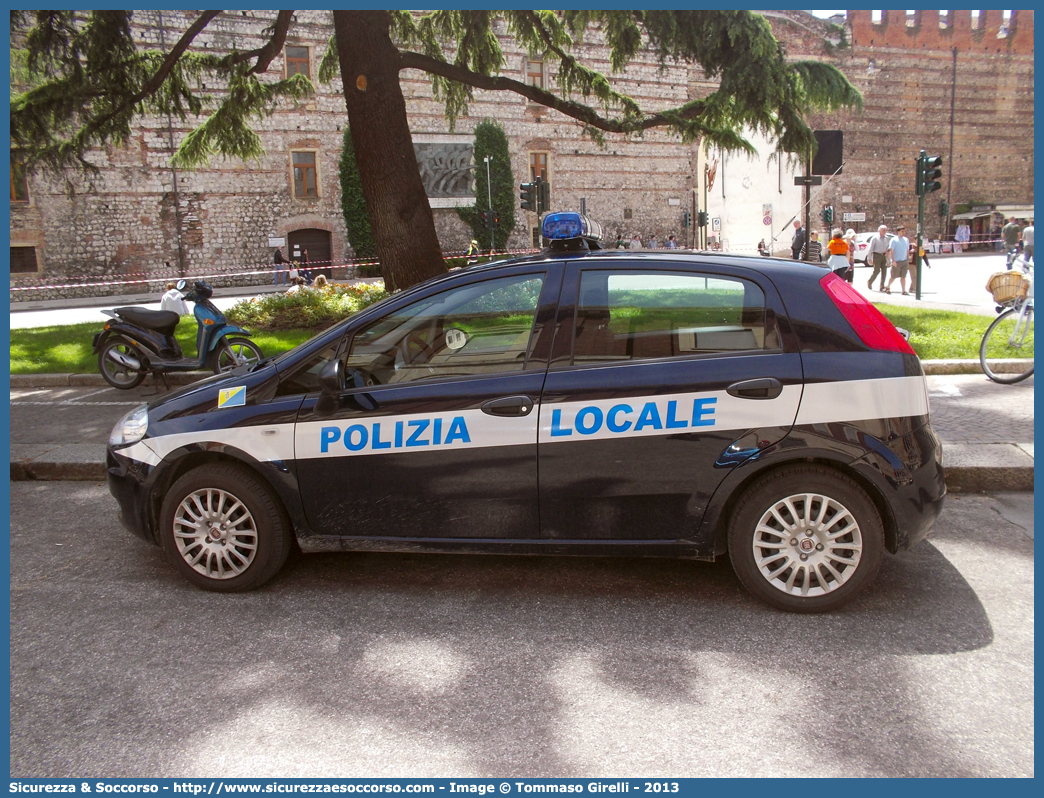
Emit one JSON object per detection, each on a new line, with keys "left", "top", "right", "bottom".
{"left": 980, "top": 305, "right": 1034, "bottom": 383}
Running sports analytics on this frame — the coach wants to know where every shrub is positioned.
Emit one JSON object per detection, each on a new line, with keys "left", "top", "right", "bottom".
{"left": 226, "top": 282, "right": 389, "bottom": 331}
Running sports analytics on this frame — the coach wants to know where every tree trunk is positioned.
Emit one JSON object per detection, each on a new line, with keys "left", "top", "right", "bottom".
{"left": 332, "top": 10, "right": 447, "bottom": 292}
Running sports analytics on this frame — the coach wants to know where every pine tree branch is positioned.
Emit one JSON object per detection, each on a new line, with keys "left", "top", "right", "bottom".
{"left": 225, "top": 10, "right": 294, "bottom": 74}
{"left": 399, "top": 49, "right": 702, "bottom": 135}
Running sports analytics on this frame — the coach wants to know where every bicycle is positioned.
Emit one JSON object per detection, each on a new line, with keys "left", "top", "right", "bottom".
{"left": 980, "top": 257, "right": 1034, "bottom": 383}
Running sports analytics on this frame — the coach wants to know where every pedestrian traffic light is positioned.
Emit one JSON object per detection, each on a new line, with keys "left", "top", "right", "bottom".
{"left": 697, "top": 210, "right": 709, "bottom": 227}
{"left": 682, "top": 210, "right": 691, "bottom": 228}
{"left": 536, "top": 177, "right": 550, "bottom": 215}
{"left": 520, "top": 182, "right": 536, "bottom": 212}
{"left": 916, "top": 152, "right": 943, "bottom": 195}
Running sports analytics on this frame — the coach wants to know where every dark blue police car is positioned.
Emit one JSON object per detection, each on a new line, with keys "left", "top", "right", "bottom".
{"left": 107, "top": 212, "right": 945, "bottom": 612}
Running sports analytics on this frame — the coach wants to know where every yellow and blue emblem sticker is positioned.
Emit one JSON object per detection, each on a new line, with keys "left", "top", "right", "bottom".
{"left": 217, "top": 386, "right": 246, "bottom": 409}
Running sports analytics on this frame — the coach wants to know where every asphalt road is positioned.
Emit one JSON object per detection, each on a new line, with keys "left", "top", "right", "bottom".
{"left": 10, "top": 482, "right": 1033, "bottom": 777}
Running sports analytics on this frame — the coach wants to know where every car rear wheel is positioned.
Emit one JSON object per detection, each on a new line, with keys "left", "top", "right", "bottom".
{"left": 728, "top": 466, "right": 884, "bottom": 612}
{"left": 159, "top": 463, "right": 292, "bottom": 592}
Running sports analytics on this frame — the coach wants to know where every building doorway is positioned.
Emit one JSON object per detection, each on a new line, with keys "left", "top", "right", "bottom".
{"left": 288, "top": 228, "right": 333, "bottom": 279}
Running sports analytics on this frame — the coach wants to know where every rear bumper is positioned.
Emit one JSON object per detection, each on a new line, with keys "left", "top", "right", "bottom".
{"left": 852, "top": 421, "right": 946, "bottom": 552}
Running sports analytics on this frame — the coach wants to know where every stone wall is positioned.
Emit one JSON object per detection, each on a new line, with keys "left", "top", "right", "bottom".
{"left": 10, "top": 10, "right": 1034, "bottom": 298}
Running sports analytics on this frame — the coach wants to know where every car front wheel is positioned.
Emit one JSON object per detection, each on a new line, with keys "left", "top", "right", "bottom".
{"left": 159, "top": 463, "right": 292, "bottom": 591}
{"left": 728, "top": 466, "right": 884, "bottom": 612}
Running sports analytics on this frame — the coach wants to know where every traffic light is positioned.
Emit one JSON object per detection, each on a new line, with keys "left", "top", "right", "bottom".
{"left": 916, "top": 152, "right": 943, "bottom": 195}
{"left": 682, "top": 210, "right": 691, "bottom": 228}
{"left": 820, "top": 205, "right": 834, "bottom": 225}
{"left": 491, "top": 211, "right": 500, "bottom": 228}
{"left": 520, "top": 182, "right": 536, "bottom": 212}
{"left": 536, "top": 177, "right": 550, "bottom": 215}
{"left": 480, "top": 211, "right": 490, "bottom": 228}
{"left": 697, "top": 210, "right": 709, "bottom": 227}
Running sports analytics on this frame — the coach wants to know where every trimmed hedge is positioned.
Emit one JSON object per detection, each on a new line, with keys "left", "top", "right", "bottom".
{"left": 225, "top": 282, "right": 389, "bottom": 331}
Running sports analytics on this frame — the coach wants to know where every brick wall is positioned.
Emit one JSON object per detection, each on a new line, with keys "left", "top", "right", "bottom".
{"left": 10, "top": 10, "right": 1033, "bottom": 296}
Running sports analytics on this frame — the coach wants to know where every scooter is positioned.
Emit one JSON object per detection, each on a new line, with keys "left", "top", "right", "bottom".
{"left": 92, "top": 279, "right": 264, "bottom": 390}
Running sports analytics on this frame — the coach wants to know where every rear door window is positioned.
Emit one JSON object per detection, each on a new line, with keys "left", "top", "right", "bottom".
{"left": 571, "top": 270, "right": 779, "bottom": 364}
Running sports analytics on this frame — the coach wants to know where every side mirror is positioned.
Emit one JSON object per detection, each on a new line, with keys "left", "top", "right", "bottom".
{"left": 175, "top": 279, "right": 187, "bottom": 291}
{"left": 318, "top": 358, "right": 344, "bottom": 394}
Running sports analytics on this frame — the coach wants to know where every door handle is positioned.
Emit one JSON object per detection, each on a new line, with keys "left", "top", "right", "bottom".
{"left": 726, "top": 378, "right": 783, "bottom": 400}
{"left": 481, "top": 395, "right": 535, "bottom": 417}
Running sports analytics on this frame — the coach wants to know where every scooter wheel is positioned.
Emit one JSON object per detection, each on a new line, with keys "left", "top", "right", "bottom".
{"left": 213, "top": 337, "right": 264, "bottom": 374}
{"left": 98, "top": 338, "right": 147, "bottom": 389}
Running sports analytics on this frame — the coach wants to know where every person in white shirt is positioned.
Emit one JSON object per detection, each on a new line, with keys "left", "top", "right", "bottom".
{"left": 160, "top": 282, "right": 188, "bottom": 315}
{"left": 1021, "top": 223, "right": 1034, "bottom": 262}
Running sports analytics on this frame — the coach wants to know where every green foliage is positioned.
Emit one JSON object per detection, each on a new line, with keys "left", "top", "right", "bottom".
{"left": 225, "top": 282, "right": 389, "bottom": 331}
{"left": 394, "top": 9, "right": 862, "bottom": 157}
{"left": 457, "top": 119, "right": 515, "bottom": 250}
{"left": 11, "top": 10, "right": 314, "bottom": 174}
{"left": 338, "top": 125, "right": 378, "bottom": 261}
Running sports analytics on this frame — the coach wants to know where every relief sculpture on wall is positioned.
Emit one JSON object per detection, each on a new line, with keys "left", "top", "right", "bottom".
{"left": 414, "top": 143, "right": 475, "bottom": 198}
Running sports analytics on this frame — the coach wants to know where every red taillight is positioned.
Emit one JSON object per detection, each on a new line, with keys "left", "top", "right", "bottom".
{"left": 819, "top": 271, "right": 916, "bottom": 354}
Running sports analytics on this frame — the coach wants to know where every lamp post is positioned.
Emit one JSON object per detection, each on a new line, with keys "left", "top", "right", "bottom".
{"left": 484, "top": 155, "right": 494, "bottom": 251}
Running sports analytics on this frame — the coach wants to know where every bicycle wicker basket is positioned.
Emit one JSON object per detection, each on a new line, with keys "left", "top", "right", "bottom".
{"left": 986, "top": 271, "right": 1029, "bottom": 304}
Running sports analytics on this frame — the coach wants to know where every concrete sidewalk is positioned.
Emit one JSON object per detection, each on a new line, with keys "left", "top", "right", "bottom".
{"left": 10, "top": 369, "right": 1033, "bottom": 492}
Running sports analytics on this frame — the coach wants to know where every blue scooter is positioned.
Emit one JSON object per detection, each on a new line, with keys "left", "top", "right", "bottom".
{"left": 92, "top": 280, "right": 263, "bottom": 390}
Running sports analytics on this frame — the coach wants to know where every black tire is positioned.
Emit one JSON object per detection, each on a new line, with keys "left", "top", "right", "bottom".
{"left": 212, "top": 337, "right": 264, "bottom": 374}
{"left": 727, "top": 466, "right": 885, "bottom": 613}
{"left": 979, "top": 306, "right": 1034, "bottom": 384}
{"left": 97, "top": 337, "right": 147, "bottom": 389}
{"left": 159, "top": 463, "right": 292, "bottom": 592}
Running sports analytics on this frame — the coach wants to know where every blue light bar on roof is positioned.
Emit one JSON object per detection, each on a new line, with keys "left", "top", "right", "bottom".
{"left": 541, "top": 211, "right": 603, "bottom": 243}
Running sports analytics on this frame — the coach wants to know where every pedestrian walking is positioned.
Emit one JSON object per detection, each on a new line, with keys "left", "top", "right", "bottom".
{"left": 159, "top": 282, "right": 188, "bottom": 315}
{"left": 1021, "top": 222, "right": 1034, "bottom": 262}
{"left": 826, "top": 228, "right": 850, "bottom": 276}
{"left": 844, "top": 228, "right": 857, "bottom": 282}
{"left": 665, "top": 234, "right": 678, "bottom": 249}
{"left": 885, "top": 225, "right": 912, "bottom": 295}
{"left": 1002, "top": 217, "right": 1021, "bottom": 253}
{"left": 465, "top": 239, "right": 480, "bottom": 264}
{"left": 866, "top": 225, "right": 891, "bottom": 292}
{"left": 648, "top": 233, "right": 659, "bottom": 249}
{"left": 790, "top": 219, "right": 806, "bottom": 260}
{"left": 300, "top": 248, "right": 313, "bottom": 284}
{"left": 273, "top": 248, "right": 288, "bottom": 285}
{"left": 757, "top": 239, "right": 769, "bottom": 256}
{"left": 800, "top": 231, "right": 823, "bottom": 262}
{"left": 614, "top": 233, "right": 626, "bottom": 249}
{"left": 629, "top": 233, "right": 642, "bottom": 250}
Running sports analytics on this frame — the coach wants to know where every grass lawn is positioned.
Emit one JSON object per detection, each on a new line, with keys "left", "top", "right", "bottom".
{"left": 10, "top": 321, "right": 313, "bottom": 375}
{"left": 7, "top": 304, "right": 1019, "bottom": 374}
{"left": 874, "top": 304, "right": 1016, "bottom": 360}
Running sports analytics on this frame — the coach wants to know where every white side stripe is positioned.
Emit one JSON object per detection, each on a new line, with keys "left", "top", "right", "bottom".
{"left": 795, "top": 376, "right": 929, "bottom": 425}
{"left": 117, "top": 424, "right": 297, "bottom": 466}
{"left": 113, "top": 375, "right": 928, "bottom": 466}
{"left": 538, "top": 386, "right": 803, "bottom": 444}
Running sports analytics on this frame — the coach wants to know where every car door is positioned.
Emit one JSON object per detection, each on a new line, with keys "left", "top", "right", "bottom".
{"left": 293, "top": 264, "right": 562, "bottom": 540}
{"left": 538, "top": 261, "right": 804, "bottom": 542}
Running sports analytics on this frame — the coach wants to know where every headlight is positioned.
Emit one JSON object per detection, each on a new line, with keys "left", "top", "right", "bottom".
{"left": 109, "top": 404, "right": 149, "bottom": 447}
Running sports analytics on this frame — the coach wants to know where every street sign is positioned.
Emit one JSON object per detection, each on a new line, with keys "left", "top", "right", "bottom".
{"left": 763, "top": 215, "right": 772, "bottom": 226}
{"left": 794, "top": 175, "right": 823, "bottom": 186}
{"left": 842, "top": 212, "right": 866, "bottom": 222}
{"left": 268, "top": 236, "right": 286, "bottom": 248}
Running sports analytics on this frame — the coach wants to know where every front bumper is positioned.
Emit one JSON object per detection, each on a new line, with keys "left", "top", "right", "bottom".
{"left": 107, "top": 447, "right": 159, "bottom": 544}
